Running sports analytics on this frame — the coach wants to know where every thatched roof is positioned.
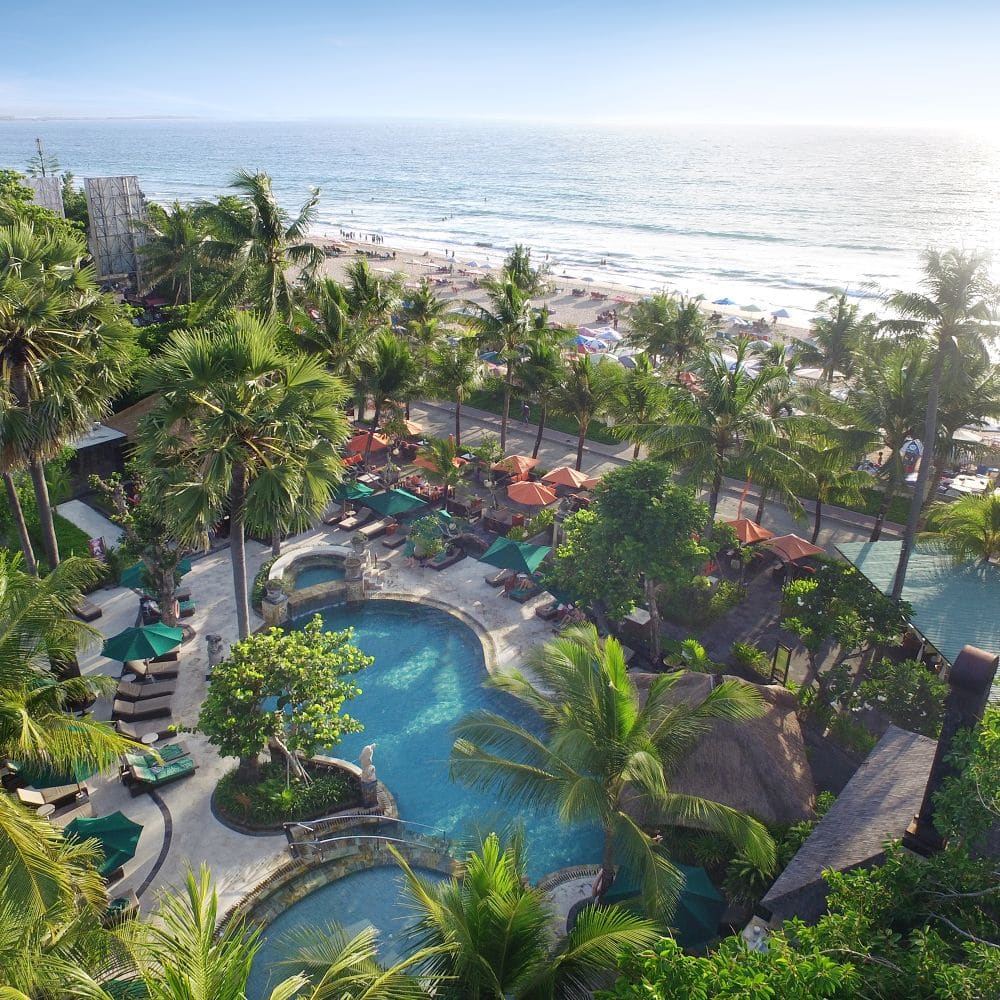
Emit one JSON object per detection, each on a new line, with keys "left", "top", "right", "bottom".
{"left": 105, "top": 394, "right": 161, "bottom": 441}
{"left": 629, "top": 671, "right": 816, "bottom": 827}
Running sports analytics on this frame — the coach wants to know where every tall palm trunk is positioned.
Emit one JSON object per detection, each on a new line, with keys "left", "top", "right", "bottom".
{"left": 532, "top": 404, "right": 547, "bottom": 459}
{"left": 644, "top": 575, "right": 662, "bottom": 666}
{"left": 500, "top": 372, "right": 513, "bottom": 452}
{"left": 575, "top": 419, "right": 589, "bottom": 471}
{"left": 599, "top": 829, "right": 616, "bottom": 899}
{"left": 632, "top": 440, "right": 641, "bottom": 460}
{"left": 454, "top": 391, "right": 463, "bottom": 448}
{"left": 811, "top": 498, "right": 823, "bottom": 544}
{"left": 29, "top": 458, "right": 59, "bottom": 569}
{"left": 229, "top": 462, "right": 251, "bottom": 639}
{"left": 754, "top": 488, "right": 768, "bottom": 525}
{"left": 705, "top": 468, "right": 723, "bottom": 537}
{"left": 870, "top": 476, "right": 899, "bottom": 542}
{"left": 271, "top": 529, "right": 282, "bottom": 558}
{"left": 365, "top": 401, "right": 382, "bottom": 461}
{"left": 3, "top": 472, "right": 37, "bottom": 575}
{"left": 892, "top": 345, "right": 945, "bottom": 599}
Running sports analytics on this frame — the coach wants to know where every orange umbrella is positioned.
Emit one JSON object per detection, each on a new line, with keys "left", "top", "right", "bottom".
{"left": 492, "top": 455, "right": 539, "bottom": 476}
{"left": 762, "top": 533, "right": 824, "bottom": 563}
{"left": 400, "top": 419, "right": 423, "bottom": 437}
{"left": 507, "top": 481, "right": 557, "bottom": 506}
{"left": 724, "top": 518, "right": 775, "bottom": 545}
{"left": 414, "top": 454, "right": 466, "bottom": 472}
{"left": 346, "top": 432, "right": 389, "bottom": 454}
{"left": 542, "top": 466, "right": 592, "bottom": 488}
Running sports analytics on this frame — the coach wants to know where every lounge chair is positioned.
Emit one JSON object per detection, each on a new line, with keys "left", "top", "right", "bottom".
{"left": 357, "top": 517, "right": 388, "bottom": 540}
{"left": 485, "top": 568, "right": 514, "bottom": 588}
{"left": 16, "top": 783, "right": 87, "bottom": 809}
{"left": 115, "top": 719, "right": 171, "bottom": 741}
{"left": 127, "top": 757, "right": 196, "bottom": 796}
{"left": 49, "top": 799, "right": 95, "bottom": 827}
{"left": 115, "top": 679, "right": 177, "bottom": 701}
{"left": 178, "top": 599, "right": 196, "bottom": 618}
{"left": 73, "top": 599, "right": 102, "bottom": 622}
{"left": 338, "top": 509, "right": 373, "bottom": 532}
{"left": 427, "top": 548, "right": 466, "bottom": 571}
{"left": 124, "top": 658, "right": 179, "bottom": 681}
{"left": 382, "top": 532, "right": 408, "bottom": 549}
{"left": 104, "top": 889, "right": 140, "bottom": 925}
{"left": 535, "top": 600, "right": 562, "bottom": 621}
{"left": 112, "top": 696, "right": 173, "bottom": 722}
{"left": 121, "top": 742, "right": 189, "bottom": 773}
{"left": 508, "top": 578, "right": 542, "bottom": 603}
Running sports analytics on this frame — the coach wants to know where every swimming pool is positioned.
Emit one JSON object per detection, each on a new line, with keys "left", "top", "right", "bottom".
{"left": 300, "top": 599, "right": 602, "bottom": 880}
{"left": 292, "top": 564, "right": 346, "bottom": 589}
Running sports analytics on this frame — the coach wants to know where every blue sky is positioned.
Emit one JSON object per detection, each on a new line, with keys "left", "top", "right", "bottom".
{"left": 5, "top": 0, "right": 1000, "bottom": 126}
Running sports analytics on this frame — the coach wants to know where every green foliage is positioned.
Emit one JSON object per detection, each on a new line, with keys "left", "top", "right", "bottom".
{"left": 251, "top": 556, "right": 278, "bottom": 610}
{"left": 731, "top": 641, "right": 770, "bottom": 677}
{"left": 506, "top": 504, "right": 555, "bottom": 542}
{"left": 935, "top": 706, "right": 1000, "bottom": 848}
{"left": 198, "top": 615, "right": 371, "bottom": 765}
{"left": 214, "top": 761, "right": 358, "bottom": 824}
{"left": 660, "top": 578, "right": 746, "bottom": 627}
{"left": 855, "top": 658, "right": 947, "bottom": 737}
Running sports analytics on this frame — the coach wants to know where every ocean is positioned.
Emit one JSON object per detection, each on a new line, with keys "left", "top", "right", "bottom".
{"left": 1, "top": 118, "right": 998, "bottom": 323}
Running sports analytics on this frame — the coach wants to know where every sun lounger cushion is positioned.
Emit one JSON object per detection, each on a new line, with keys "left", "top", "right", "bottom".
{"left": 428, "top": 549, "right": 466, "bottom": 571}
{"left": 122, "top": 742, "right": 189, "bottom": 771}
{"left": 339, "top": 510, "right": 373, "bottom": 531}
{"left": 357, "top": 518, "right": 388, "bottom": 540}
{"left": 178, "top": 600, "right": 196, "bottom": 618}
{"left": 125, "top": 659, "right": 179, "bottom": 681}
{"left": 381, "top": 532, "right": 408, "bottom": 549}
{"left": 74, "top": 599, "right": 103, "bottom": 622}
{"left": 128, "top": 757, "right": 196, "bottom": 793}
{"left": 116, "top": 679, "right": 177, "bottom": 701}
{"left": 16, "top": 783, "right": 86, "bottom": 808}
{"left": 112, "top": 696, "right": 173, "bottom": 721}
{"left": 50, "top": 799, "right": 95, "bottom": 827}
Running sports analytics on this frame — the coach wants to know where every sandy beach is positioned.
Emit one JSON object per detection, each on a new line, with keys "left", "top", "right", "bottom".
{"left": 311, "top": 234, "right": 813, "bottom": 345}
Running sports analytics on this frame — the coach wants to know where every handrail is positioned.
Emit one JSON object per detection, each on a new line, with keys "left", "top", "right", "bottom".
{"left": 284, "top": 813, "right": 449, "bottom": 837}
{"left": 286, "top": 830, "right": 452, "bottom": 859}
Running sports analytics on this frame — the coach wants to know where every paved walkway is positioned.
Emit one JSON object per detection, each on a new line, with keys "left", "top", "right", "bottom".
{"left": 57, "top": 500, "right": 123, "bottom": 547}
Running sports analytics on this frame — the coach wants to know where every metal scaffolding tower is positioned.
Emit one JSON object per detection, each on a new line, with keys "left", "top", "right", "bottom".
{"left": 22, "top": 175, "right": 65, "bottom": 217}
{"left": 83, "top": 176, "right": 149, "bottom": 284}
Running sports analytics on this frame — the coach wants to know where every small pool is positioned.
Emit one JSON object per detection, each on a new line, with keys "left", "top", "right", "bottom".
{"left": 248, "top": 866, "right": 445, "bottom": 998}
{"left": 292, "top": 564, "right": 346, "bottom": 589}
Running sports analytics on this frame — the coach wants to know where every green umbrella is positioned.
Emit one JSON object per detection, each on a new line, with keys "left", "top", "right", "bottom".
{"left": 119, "top": 558, "right": 192, "bottom": 590}
{"left": 11, "top": 758, "right": 95, "bottom": 788}
{"left": 332, "top": 480, "right": 375, "bottom": 502}
{"left": 102, "top": 623, "right": 183, "bottom": 662}
{"left": 479, "top": 537, "right": 551, "bottom": 575}
{"left": 65, "top": 811, "right": 144, "bottom": 878}
{"left": 364, "top": 489, "right": 427, "bottom": 518}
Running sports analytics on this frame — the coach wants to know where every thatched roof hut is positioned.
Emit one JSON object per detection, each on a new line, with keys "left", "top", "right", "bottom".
{"left": 629, "top": 671, "right": 816, "bottom": 827}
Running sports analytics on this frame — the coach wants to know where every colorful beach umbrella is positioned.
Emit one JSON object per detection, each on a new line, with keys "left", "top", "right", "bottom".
{"left": 543, "top": 466, "right": 592, "bottom": 489}
{"left": 507, "top": 481, "right": 557, "bottom": 506}
{"left": 65, "top": 811, "right": 143, "bottom": 879}
{"left": 363, "top": 489, "right": 427, "bottom": 518}
{"left": 346, "top": 432, "right": 389, "bottom": 454}
{"left": 762, "top": 533, "right": 824, "bottom": 563}
{"left": 119, "top": 558, "right": 192, "bottom": 590}
{"left": 491, "top": 454, "right": 539, "bottom": 476}
{"left": 332, "top": 480, "right": 375, "bottom": 502}
{"left": 414, "top": 454, "right": 465, "bottom": 472}
{"left": 724, "top": 518, "right": 775, "bottom": 545}
{"left": 102, "top": 623, "right": 183, "bottom": 662}
{"left": 712, "top": 297, "right": 736, "bottom": 306}
{"left": 479, "top": 537, "right": 551, "bottom": 575}
{"left": 771, "top": 308, "right": 790, "bottom": 318}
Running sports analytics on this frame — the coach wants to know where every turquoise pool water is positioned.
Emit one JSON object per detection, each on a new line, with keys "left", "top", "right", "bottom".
{"left": 292, "top": 564, "right": 346, "bottom": 589}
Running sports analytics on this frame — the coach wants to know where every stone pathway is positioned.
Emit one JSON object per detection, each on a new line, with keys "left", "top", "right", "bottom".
{"left": 57, "top": 499, "right": 123, "bottom": 547}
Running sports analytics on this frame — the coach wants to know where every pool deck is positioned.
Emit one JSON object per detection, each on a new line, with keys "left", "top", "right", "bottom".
{"left": 75, "top": 520, "right": 557, "bottom": 915}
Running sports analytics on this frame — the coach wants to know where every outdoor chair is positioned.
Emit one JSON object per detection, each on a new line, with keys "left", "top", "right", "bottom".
{"left": 115, "top": 679, "right": 177, "bottom": 702}
{"left": 127, "top": 756, "right": 197, "bottom": 796}
{"left": 123, "top": 658, "right": 179, "bottom": 680}
{"left": 16, "top": 783, "right": 87, "bottom": 809}
{"left": 381, "top": 532, "right": 408, "bottom": 549}
{"left": 427, "top": 548, "right": 466, "bottom": 571}
{"left": 178, "top": 599, "right": 196, "bottom": 618}
{"left": 49, "top": 799, "right": 95, "bottom": 827}
{"left": 112, "top": 696, "right": 173, "bottom": 722}
{"left": 535, "top": 600, "right": 562, "bottom": 620}
{"left": 357, "top": 518, "right": 388, "bottom": 540}
{"left": 73, "top": 599, "right": 103, "bottom": 622}
{"left": 485, "top": 568, "right": 514, "bottom": 587}
{"left": 338, "top": 509, "right": 373, "bottom": 532}
{"left": 120, "top": 742, "right": 190, "bottom": 776}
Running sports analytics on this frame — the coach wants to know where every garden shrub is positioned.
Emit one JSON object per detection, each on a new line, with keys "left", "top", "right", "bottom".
{"left": 251, "top": 556, "right": 277, "bottom": 610}
{"left": 731, "top": 641, "right": 770, "bottom": 678}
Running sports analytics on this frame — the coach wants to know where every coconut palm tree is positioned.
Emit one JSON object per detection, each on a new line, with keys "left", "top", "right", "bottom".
{"left": 882, "top": 249, "right": 998, "bottom": 599}
{"left": 417, "top": 436, "right": 465, "bottom": 499}
{"left": 139, "top": 313, "right": 349, "bottom": 638}
{"left": 553, "top": 356, "right": 621, "bottom": 471}
{"left": 501, "top": 243, "right": 547, "bottom": 296}
{"left": 468, "top": 278, "right": 533, "bottom": 451}
{"left": 624, "top": 339, "right": 799, "bottom": 533}
{"left": 397, "top": 831, "right": 658, "bottom": 1000}
{"left": 430, "top": 340, "right": 480, "bottom": 447}
{"left": 451, "top": 625, "right": 775, "bottom": 915}
{"left": 624, "top": 293, "right": 675, "bottom": 366}
{"left": 921, "top": 494, "right": 1000, "bottom": 564}
{"left": 136, "top": 200, "right": 206, "bottom": 305}
{"left": 0, "top": 219, "right": 134, "bottom": 569}
{"left": 344, "top": 257, "right": 404, "bottom": 332}
{"left": 799, "top": 292, "right": 877, "bottom": 384}
{"left": 607, "top": 355, "right": 670, "bottom": 459}
{"left": 357, "top": 333, "right": 420, "bottom": 459}
{"left": 515, "top": 336, "right": 565, "bottom": 459}
{"left": 198, "top": 170, "right": 322, "bottom": 321}
{"left": 795, "top": 435, "right": 873, "bottom": 543}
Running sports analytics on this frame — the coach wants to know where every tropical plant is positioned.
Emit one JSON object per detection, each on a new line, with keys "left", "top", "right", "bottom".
{"left": 515, "top": 335, "right": 565, "bottom": 458}
{"left": 798, "top": 291, "right": 877, "bottom": 383}
{"left": 881, "top": 249, "right": 998, "bottom": 599}
{"left": 451, "top": 624, "right": 775, "bottom": 915}
{"left": 417, "top": 436, "right": 465, "bottom": 498}
{"left": 397, "top": 831, "right": 659, "bottom": 1000}
{"left": 552, "top": 355, "right": 621, "bottom": 470}
{"left": 357, "top": 332, "right": 420, "bottom": 458}
{"left": 344, "top": 256, "right": 404, "bottom": 331}
{"left": 139, "top": 312, "right": 349, "bottom": 638}
{"left": 198, "top": 170, "right": 322, "bottom": 320}
{"left": 430, "top": 340, "right": 480, "bottom": 446}
{"left": 920, "top": 493, "right": 1000, "bottom": 563}
{"left": 606, "top": 355, "right": 670, "bottom": 459}
{"left": 794, "top": 435, "right": 873, "bottom": 543}
{"left": 501, "top": 243, "right": 547, "bottom": 296}
{"left": 136, "top": 200, "right": 206, "bottom": 305}
{"left": 625, "top": 294, "right": 710, "bottom": 371}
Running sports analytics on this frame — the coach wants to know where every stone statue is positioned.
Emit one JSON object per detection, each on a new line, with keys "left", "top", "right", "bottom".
{"left": 206, "top": 634, "right": 225, "bottom": 667}
{"left": 359, "top": 743, "right": 377, "bottom": 782}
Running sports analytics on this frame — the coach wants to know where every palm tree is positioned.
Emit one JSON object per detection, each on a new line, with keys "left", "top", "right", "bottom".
{"left": 625, "top": 339, "right": 799, "bottom": 533}
{"left": 607, "top": 355, "right": 669, "bottom": 459}
{"left": 357, "top": 333, "right": 420, "bottom": 459}
{"left": 0, "top": 219, "right": 133, "bottom": 569}
{"left": 502, "top": 243, "right": 547, "bottom": 296}
{"left": 882, "top": 249, "right": 998, "bottom": 599}
{"left": 921, "top": 494, "right": 1000, "bottom": 563}
{"left": 136, "top": 200, "right": 205, "bottom": 305}
{"left": 344, "top": 257, "right": 404, "bottom": 331}
{"left": 553, "top": 356, "right": 621, "bottom": 471}
{"left": 431, "top": 341, "right": 481, "bottom": 447}
{"left": 468, "top": 278, "right": 532, "bottom": 451}
{"left": 397, "top": 831, "right": 658, "bottom": 1000}
{"left": 795, "top": 435, "right": 873, "bottom": 543}
{"left": 139, "top": 313, "right": 349, "bottom": 638}
{"left": 417, "top": 436, "right": 465, "bottom": 499}
{"left": 451, "top": 625, "right": 775, "bottom": 914}
{"left": 625, "top": 294, "right": 709, "bottom": 372}
{"left": 844, "top": 341, "right": 930, "bottom": 540}
{"left": 799, "top": 292, "right": 876, "bottom": 384}
{"left": 515, "top": 337, "right": 565, "bottom": 459}
{"left": 199, "top": 170, "right": 322, "bottom": 320}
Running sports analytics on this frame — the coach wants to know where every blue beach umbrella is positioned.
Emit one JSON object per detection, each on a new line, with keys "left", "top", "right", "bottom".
{"left": 712, "top": 297, "right": 736, "bottom": 306}
{"left": 771, "top": 308, "right": 790, "bottom": 319}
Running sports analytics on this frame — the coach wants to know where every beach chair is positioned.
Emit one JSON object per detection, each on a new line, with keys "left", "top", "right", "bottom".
{"left": 427, "top": 548, "right": 466, "bottom": 571}
{"left": 112, "top": 696, "right": 173, "bottom": 722}
{"left": 115, "top": 719, "right": 170, "bottom": 741}
{"left": 178, "top": 599, "right": 196, "bottom": 618}
{"left": 127, "top": 756, "right": 197, "bottom": 796}
{"left": 339, "top": 509, "right": 373, "bottom": 532}
{"left": 16, "top": 783, "right": 87, "bottom": 809}
{"left": 104, "top": 890, "right": 140, "bottom": 926}
{"left": 382, "top": 532, "right": 408, "bottom": 549}
{"left": 121, "top": 742, "right": 190, "bottom": 776}
{"left": 49, "top": 799, "right": 95, "bottom": 827}
{"left": 485, "top": 568, "right": 514, "bottom": 588}
{"left": 115, "top": 679, "right": 177, "bottom": 701}
{"left": 535, "top": 600, "right": 562, "bottom": 621}
{"left": 124, "top": 658, "right": 179, "bottom": 681}
{"left": 357, "top": 518, "right": 388, "bottom": 540}
{"left": 73, "top": 599, "right": 103, "bottom": 622}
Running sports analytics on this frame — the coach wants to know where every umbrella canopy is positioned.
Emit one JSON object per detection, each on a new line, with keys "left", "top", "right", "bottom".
{"left": 363, "top": 489, "right": 427, "bottom": 518}
{"left": 346, "top": 432, "right": 389, "bottom": 454}
{"left": 724, "top": 518, "right": 776, "bottom": 544}
{"left": 479, "top": 537, "right": 551, "bottom": 575}
{"left": 119, "top": 558, "right": 192, "bottom": 590}
{"left": 673, "top": 863, "right": 726, "bottom": 947}
{"left": 65, "top": 811, "right": 143, "bottom": 878}
{"left": 492, "top": 455, "right": 539, "bottom": 476}
{"left": 771, "top": 308, "right": 790, "bottom": 318}
{"left": 712, "top": 297, "right": 736, "bottom": 306}
{"left": 543, "top": 466, "right": 592, "bottom": 489}
{"left": 400, "top": 419, "right": 423, "bottom": 437}
{"left": 11, "top": 758, "right": 94, "bottom": 788}
{"left": 102, "top": 623, "right": 183, "bottom": 662}
{"left": 507, "top": 481, "right": 557, "bottom": 506}
{"left": 414, "top": 454, "right": 466, "bottom": 472}
{"left": 742, "top": 304, "right": 762, "bottom": 313}
{"left": 332, "top": 480, "right": 375, "bottom": 502}
{"left": 763, "top": 533, "right": 824, "bottom": 563}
